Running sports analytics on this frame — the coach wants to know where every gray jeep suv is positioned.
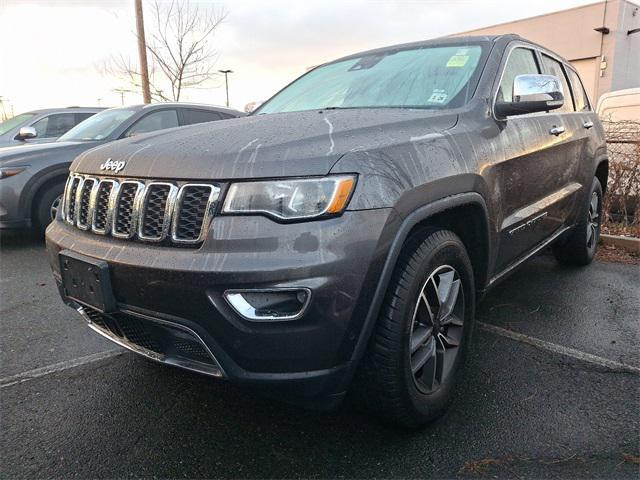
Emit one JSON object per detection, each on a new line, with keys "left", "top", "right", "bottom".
{"left": 46, "top": 35, "right": 607, "bottom": 428}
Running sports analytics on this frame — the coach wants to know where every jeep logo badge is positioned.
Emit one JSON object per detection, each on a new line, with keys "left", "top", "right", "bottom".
{"left": 99, "top": 158, "right": 126, "bottom": 173}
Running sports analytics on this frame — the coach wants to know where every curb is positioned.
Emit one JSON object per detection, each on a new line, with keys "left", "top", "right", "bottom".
{"left": 600, "top": 234, "right": 640, "bottom": 254}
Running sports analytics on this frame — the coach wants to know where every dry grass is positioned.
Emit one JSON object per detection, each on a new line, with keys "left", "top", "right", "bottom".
{"left": 602, "top": 120, "right": 640, "bottom": 237}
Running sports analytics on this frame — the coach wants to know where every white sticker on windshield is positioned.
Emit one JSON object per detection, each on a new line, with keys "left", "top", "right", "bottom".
{"left": 428, "top": 89, "right": 448, "bottom": 104}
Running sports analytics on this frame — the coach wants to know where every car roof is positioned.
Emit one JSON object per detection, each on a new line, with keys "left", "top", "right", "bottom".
{"left": 330, "top": 34, "right": 521, "bottom": 64}
{"left": 128, "top": 102, "right": 245, "bottom": 116}
{"left": 22, "top": 107, "right": 105, "bottom": 115}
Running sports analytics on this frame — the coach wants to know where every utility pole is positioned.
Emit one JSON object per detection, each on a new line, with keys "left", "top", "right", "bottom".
{"left": 135, "top": 0, "right": 151, "bottom": 104}
{"left": 113, "top": 89, "right": 126, "bottom": 105}
{"left": 218, "top": 69, "right": 233, "bottom": 107}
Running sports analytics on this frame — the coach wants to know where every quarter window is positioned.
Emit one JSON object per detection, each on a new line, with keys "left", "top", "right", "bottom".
{"left": 566, "top": 68, "right": 590, "bottom": 111}
{"left": 540, "top": 54, "right": 575, "bottom": 113}
{"left": 498, "top": 48, "right": 540, "bottom": 103}
{"left": 125, "top": 110, "right": 179, "bottom": 137}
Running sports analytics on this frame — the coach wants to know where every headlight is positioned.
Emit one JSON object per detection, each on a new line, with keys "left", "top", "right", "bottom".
{"left": 222, "top": 175, "right": 356, "bottom": 221}
{"left": 0, "top": 166, "right": 27, "bottom": 179}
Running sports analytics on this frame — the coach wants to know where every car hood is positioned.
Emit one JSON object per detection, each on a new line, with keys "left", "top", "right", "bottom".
{"left": 71, "top": 109, "right": 458, "bottom": 180}
{"left": 0, "top": 140, "right": 102, "bottom": 167}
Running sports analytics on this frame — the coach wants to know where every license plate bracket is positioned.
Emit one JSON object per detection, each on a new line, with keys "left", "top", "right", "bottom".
{"left": 59, "top": 250, "right": 116, "bottom": 313}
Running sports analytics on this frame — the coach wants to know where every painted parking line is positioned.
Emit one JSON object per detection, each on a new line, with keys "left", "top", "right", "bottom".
{"left": 479, "top": 322, "right": 640, "bottom": 375}
{"left": 0, "top": 349, "right": 123, "bottom": 388}
{"left": 1, "top": 323, "right": 638, "bottom": 389}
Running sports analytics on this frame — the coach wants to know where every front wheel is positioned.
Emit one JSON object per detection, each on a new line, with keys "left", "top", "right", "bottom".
{"left": 355, "top": 229, "right": 475, "bottom": 429}
{"left": 553, "top": 177, "right": 603, "bottom": 266}
{"left": 33, "top": 181, "right": 65, "bottom": 235}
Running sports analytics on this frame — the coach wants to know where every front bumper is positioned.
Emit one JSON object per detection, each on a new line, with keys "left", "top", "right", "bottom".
{"left": 46, "top": 208, "right": 398, "bottom": 402}
{"left": 0, "top": 171, "right": 30, "bottom": 229}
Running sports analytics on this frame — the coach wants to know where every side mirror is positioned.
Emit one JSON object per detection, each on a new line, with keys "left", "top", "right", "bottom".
{"left": 16, "top": 126, "right": 37, "bottom": 140}
{"left": 495, "top": 74, "right": 564, "bottom": 118}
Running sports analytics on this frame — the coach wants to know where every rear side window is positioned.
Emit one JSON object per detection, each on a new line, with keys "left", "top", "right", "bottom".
{"left": 540, "top": 54, "right": 575, "bottom": 113}
{"left": 566, "top": 68, "right": 591, "bottom": 111}
{"left": 125, "top": 109, "right": 179, "bottom": 137}
{"left": 75, "top": 112, "right": 95, "bottom": 124}
{"left": 32, "top": 113, "right": 77, "bottom": 138}
{"left": 498, "top": 48, "right": 540, "bottom": 103}
{"left": 182, "top": 109, "right": 222, "bottom": 125}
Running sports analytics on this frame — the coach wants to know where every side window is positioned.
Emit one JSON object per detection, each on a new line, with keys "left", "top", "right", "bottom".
{"left": 182, "top": 109, "right": 223, "bottom": 126}
{"left": 74, "top": 112, "right": 95, "bottom": 125}
{"left": 498, "top": 47, "right": 540, "bottom": 103}
{"left": 540, "top": 54, "right": 575, "bottom": 113}
{"left": 125, "top": 109, "right": 179, "bottom": 137}
{"left": 31, "top": 113, "right": 77, "bottom": 138}
{"left": 566, "top": 68, "right": 591, "bottom": 112}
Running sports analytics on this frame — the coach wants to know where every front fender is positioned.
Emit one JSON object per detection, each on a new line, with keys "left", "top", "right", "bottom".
{"left": 335, "top": 192, "right": 490, "bottom": 392}
{"left": 19, "top": 163, "right": 70, "bottom": 219}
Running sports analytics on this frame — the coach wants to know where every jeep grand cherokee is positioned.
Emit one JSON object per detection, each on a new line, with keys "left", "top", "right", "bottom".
{"left": 45, "top": 35, "right": 607, "bottom": 428}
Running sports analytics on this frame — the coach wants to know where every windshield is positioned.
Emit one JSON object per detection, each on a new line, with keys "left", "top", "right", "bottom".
{"left": 58, "top": 108, "right": 136, "bottom": 141}
{"left": 0, "top": 113, "right": 35, "bottom": 135}
{"left": 257, "top": 44, "right": 486, "bottom": 114}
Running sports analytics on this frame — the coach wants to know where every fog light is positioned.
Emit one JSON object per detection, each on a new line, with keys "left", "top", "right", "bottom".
{"left": 224, "top": 288, "right": 311, "bottom": 322}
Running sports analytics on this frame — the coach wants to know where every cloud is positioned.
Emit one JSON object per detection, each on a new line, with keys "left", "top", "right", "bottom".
{"left": 1, "top": 0, "right": 594, "bottom": 113}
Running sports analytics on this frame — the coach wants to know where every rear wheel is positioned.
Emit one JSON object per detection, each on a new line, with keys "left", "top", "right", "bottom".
{"left": 553, "top": 177, "right": 603, "bottom": 266}
{"left": 355, "top": 229, "right": 475, "bottom": 429}
{"left": 33, "top": 181, "right": 65, "bottom": 235}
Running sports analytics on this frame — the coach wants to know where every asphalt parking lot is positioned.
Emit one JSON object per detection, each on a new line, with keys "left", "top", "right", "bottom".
{"left": 1, "top": 229, "right": 638, "bottom": 479}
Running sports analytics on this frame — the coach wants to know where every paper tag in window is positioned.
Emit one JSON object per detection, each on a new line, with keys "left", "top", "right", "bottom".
{"left": 428, "top": 89, "right": 448, "bottom": 104}
{"left": 446, "top": 55, "right": 469, "bottom": 68}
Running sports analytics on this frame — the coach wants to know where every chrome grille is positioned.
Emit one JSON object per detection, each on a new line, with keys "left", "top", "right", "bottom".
{"left": 171, "top": 184, "right": 219, "bottom": 244}
{"left": 113, "top": 181, "right": 143, "bottom": 239}
{"left": 76, "top": 178, "right": 96, "bottom": 230}
{"left": 64, "top": 176, "right": 82, "bottom": 224}
{"left": 62, "top": 174, "right": 219, "bottom": 246}
{"left": 138, "top": 183, "right": 176, "bottom": 241}
{"left": 91, "top": 180, "right": 116, "bottom": 234}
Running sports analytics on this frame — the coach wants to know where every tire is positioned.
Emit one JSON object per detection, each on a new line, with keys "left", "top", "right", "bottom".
{"left": 354, "top": 228, "right": 475, "bottom": 429}
{"left": 33, "top": 181, "right": 65, "bottom": 235}
{"left": 553, "top": 177, "right": 603, "bottom": 266}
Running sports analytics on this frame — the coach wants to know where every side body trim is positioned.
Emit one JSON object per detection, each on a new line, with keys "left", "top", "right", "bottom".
{"left": 488, "top": 225, "right": 571, "bottom": 288}
{"left": 501, "top": 182, "right": 582, "bottom": 232}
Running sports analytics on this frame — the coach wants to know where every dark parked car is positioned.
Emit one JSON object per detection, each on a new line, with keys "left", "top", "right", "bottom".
{"left": 46, "top": 35, "right": 607, "bottom": 428}
{"left": 0, "top": 107, "right": 104, "bottom": 148}
{"left": 0, "top": 103, "right": 245, "bottom": 232}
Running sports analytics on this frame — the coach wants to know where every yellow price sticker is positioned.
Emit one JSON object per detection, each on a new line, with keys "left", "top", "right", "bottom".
{"left": 446, "top": 55, "right": 469, "bottom": 68}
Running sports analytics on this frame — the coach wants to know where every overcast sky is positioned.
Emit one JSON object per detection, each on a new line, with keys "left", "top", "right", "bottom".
{"left": 0, "top": 0, "right": 597, "bottom": 115}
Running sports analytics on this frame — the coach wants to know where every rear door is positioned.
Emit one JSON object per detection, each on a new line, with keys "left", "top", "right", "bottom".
{"left": 538, "top": 52, "right": 592, "bottom": 229}
{"left": 491, "top": 44, "right": 582, "bottom": 271}
{"left": 564, "top": 65, "right": 603, "bottom": 221}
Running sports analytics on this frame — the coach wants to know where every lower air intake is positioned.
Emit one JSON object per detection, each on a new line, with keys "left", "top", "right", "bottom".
{"left": 77, "top": 306, "right": 224, "bottom": 377}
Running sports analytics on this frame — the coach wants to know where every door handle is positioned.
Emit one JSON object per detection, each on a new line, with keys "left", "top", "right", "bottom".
{"left": 549, "top": 126, "right": 565, "bottom": 136}
{"left": 583, "top": 120, "right": 594, "bottom": 129}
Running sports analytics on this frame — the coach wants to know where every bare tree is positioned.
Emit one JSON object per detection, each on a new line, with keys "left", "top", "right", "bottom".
{"left": 110, "top": 0, "right": 227, "bottom": 102}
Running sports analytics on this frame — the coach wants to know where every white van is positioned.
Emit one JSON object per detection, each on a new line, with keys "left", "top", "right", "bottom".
{"left": 596, "top": 88, "right": 640, "bottom": 122}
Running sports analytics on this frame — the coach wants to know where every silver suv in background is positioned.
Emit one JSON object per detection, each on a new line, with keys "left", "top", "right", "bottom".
{"left": 0, "top": 107, "right": 104, "bottom": 148}
{"left": 0, "top": 103, "right": 245, "bottom": 233}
